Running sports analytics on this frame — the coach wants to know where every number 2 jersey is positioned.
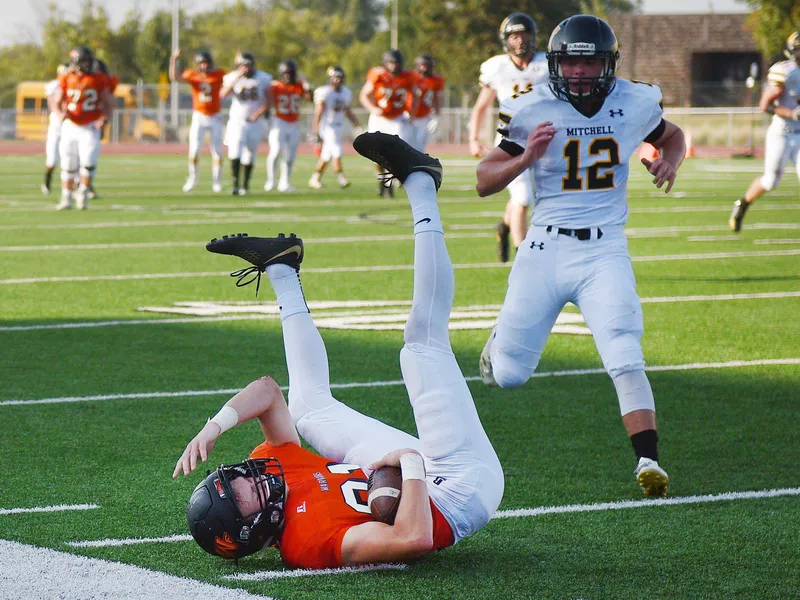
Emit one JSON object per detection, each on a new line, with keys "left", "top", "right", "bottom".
{"left": 499, "top": 79, "right": 666, "bottom": 228}
{"left": 182, "top": 68, "right": 226, "bottom": 116}
{"left": 249, "top": 442, "right": 454, "bottom": 569}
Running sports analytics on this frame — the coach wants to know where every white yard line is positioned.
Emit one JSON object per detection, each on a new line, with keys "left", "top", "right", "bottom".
{"left": 223, "top": 564, "right": 409, "bottom": 581}
{"left": 2, "top": 358, "right": 797, "bottom": 407}
{"left": 0, "top": 504, "right": 99, "bottom": 516}
{"left": 0, "top": 539, "right": 273, "bottom": 600}
{"left": 2, "top": 249, "right": 799, "bottom": 286}
{"left": 67, "top": 534, "right": 193, "bottom": 548}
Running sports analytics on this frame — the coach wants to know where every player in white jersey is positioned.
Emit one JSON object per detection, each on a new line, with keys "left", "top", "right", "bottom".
{"left": 729, "top": 31, "right": 800, "bottom": 231}
{"left": 41, "top": 64, "right": 69, "bottom": 195}
{"left": 220, "top": 52, "right": 273, "bottom": 195}
{"left": 469, "top": 13, "right": 549, "bottom": 262}
{"left": 309, "top": 66, "right": 361, "bottom": 190}
{"left": 476, "top": 15, "right": 687, "bottom": 497}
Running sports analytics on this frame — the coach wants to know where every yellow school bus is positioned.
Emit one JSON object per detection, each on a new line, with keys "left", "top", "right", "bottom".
{"left": 15, "top": 81, "right": 160, "bottom": 141}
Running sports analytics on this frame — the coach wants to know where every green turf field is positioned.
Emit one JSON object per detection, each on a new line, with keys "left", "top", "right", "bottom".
{"left": 1, "top": 151, "right": 798, "bottom": 599}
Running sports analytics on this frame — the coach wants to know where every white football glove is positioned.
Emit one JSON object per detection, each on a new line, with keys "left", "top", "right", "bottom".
{"left": 426, "top": 117, "right": 439, "bottom": 135}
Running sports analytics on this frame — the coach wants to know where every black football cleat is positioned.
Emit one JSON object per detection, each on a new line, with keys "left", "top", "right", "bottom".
{"left": 207, "top": 232, "right": 304, "bottom": 295}
{"left": 354, "top": 132, "right": 443, "bottom": 191}
{"left": 495, "top": 221, "right": 510, "bottom": 263}
{"left": 728, "top": 198, "right": 749, "bottom": 232}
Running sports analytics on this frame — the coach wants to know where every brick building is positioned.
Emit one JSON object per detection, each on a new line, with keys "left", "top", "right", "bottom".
{"left": 605, "top": 13, "right": 763, "bottom": 106}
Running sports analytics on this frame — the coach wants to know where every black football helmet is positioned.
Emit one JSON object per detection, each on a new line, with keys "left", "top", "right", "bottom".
{"left": 547, "top": 14, "right": 620, "bottom": 113}
{"left": 278, "top": 59, "right": 298, "bottom": 84}
{"left": 382, "top": 49, "right": 404, "bottom": 74}
{"left": 415, "top": 54, "right": 434, "bottom": 76}
{"left": 195, "top": 51, "right": 213, "bottom": 70}
{"left": 186, "top": 458, "right": 286, "bottom": 560}
{"left": 69, "top": 46, "right": 94, "bottom": 73}
{"left": 327, "top": 65, "right": 345, "bottom": 85}
{"left": 235, "top": 52, "right": 256, "bottom": 76}
{"left": 785, "top": 31, "right": 800, "bottom": 63}
{"left": 499, "top": 13, "right": 537, "bottom": 58}
{"left": 93, "top": 58, "right": 109, "bottom": 75}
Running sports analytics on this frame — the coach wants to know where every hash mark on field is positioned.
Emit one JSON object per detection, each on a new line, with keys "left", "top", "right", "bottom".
{"left": 493, "top": 487, "right": 800, "bottom": 519}
{"left": 2, "top": 359, "right": 798, "bottom": 407}
{"left": 0, "top": 503, "right": 99, "bottom": 516}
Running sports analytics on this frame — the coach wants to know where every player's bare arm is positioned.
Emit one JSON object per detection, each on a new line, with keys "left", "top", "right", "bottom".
{"left": 759, "top": 84, "right": 794, "bottom": 120}
{"left": 219, "top": 67, "right": 246, "bottom": 99}
{"left": 641, "top": 119, "right": 685, "bottom": 194}
{"left": 340, "top": 448, "right": 433, "bottom": 564}
{"left": 169, "top": 49, "right": 187, "bottom": 84}
{"left": 311, "top": 101, "right": 324, "bottom": 138}
{"left": 468, "top": 86, "right": 497, "bottom": 158}
{"left": 359, "top": 80, "right": 382, "bottom": 116}
{"left": 476, "top": 121, "right": 556, "bottom": 196}
{"left": 345, "top": 106, "right": 360, "bottom": 128}
{"left": 249, "top": 88, "right": 271, "bottom": 122}
{"left": 172, "top": 376, "right": 300, "bottom": 478}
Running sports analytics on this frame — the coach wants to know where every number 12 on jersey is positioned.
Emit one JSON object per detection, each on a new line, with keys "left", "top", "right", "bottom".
{"left": 562, "top": 137, "right": 620, "bottom": 191}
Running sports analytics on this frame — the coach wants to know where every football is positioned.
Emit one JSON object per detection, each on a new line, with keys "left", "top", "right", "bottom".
{"left": 367, "top": 466, "right": 402, "bottom": 525}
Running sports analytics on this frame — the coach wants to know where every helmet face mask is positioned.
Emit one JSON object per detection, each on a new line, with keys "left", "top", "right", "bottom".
{"left": 383, "top": 49, "right": 404, "bottom": 74}
{"left": 70, "top": 46, "right": 94, "bottom": 74}
{"left": 278, "top": 60, "right": 298, "bottom": 84}
{"left": 785, "top": 31, "right": 800, "bottom": 64}
{"left": 499, "top": 13, "right": 537, "bottom": 58}
{"left": 195, "top": 51, "right": 213, "bottom": 73}
{"left": 547, "top": 15, "right": 620, "bottom": 114}
{"left": 235, "top": 52, "right": 256, "bottom": 77}
{"left": 415, "top": 54, "right": 434, "bottom": 76}
{"left": 186, "top": 458, "right": 286, "bottom": 560}
{"left": 327, "top": 65, "right": 345, "bottom": 88}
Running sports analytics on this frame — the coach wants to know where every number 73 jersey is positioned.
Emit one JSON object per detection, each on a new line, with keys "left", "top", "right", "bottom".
{"left": 499, "top": 79, "right": 665, "bottom": 228}
{"left": 249, "top": 441, "right": 453, "bottom": 569}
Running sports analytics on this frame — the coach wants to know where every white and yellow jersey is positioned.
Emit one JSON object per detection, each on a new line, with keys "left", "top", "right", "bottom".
{"left": 478, "top": 52, "right": 549, "bottom": 104}
{"left": 766, "top": 59, "right": 800, "bottom": 132}
{"left": 224, "top": 70, "right": 272, "bottom": 122}
{"left": 499, "top": 79, "right": 665, "bottom": 228}
{"left": 314, "top": 84, "right": 353, "bottom": 128}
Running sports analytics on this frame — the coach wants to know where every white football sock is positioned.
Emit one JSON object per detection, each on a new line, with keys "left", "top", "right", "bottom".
{"left": 404, "top": 172, "right": 443, "bottom": 235}
{"left": 266, "top": 264, "right": 308, "bottom": 320}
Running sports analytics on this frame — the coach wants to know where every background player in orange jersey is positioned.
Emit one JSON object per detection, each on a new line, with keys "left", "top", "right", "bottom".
{"left": 53, "top": 46, "right": 113, "bottom": 210}
{"left": 264, "top": 60, "right": 311, "bottom": 192}
{"left": 407, "top": 54, "right": 445, "bottom": 153}
{"left": 174, "top": 133, "right": 503, "bottom": 569}
{"left": 170, "top": 48, "right": 227, "bottom": 192}
{"left": 82, "top": 57, "right": 118, "bottom": 201}
{"left": 359, "top": 49, "right": 417, "bottom": 196}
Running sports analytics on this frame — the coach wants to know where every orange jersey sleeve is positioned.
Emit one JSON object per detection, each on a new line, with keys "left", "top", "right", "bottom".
{"left": 409, "top": 74, "right": 445, "bottom": 118}
{"left": 249, "top": 442, "right": 454, "bottom": 568}
{"left": 61, "top": 71, "right": 110, "bottom": 125}
{"left": 271, "top": 81, "right": 305, "bottom": 123}
{"left": 184, "top": 69, "right": 224, "bottom": 116}
{"left": 372, "top": 69, "right": 415, "bottom": 119}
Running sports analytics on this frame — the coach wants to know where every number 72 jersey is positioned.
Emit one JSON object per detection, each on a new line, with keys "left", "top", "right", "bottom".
{"left": 499, "top": 78, "right": 665, "bottom": 228}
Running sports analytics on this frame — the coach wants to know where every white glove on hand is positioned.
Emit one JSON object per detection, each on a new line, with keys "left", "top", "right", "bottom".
{"left": 426, "top": 117, "right": 439, "bottom": 135}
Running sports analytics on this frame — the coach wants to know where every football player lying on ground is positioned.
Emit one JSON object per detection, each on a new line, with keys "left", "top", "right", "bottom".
{"left": 173, "top": 132, "right": 504, "bottom": 568}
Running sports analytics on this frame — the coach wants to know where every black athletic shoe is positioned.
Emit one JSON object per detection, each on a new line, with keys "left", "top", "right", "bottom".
{"left": 206, "top": 232, "right": 304, "bottom": 295}
{"left": 353, "top": 132, "right": 443, "bottom": 191}
{"left": 728, "top": 198, "right": 749, "bottom": 232}
{"left": 495, "top": 221, "right": 511, "bottom": 263}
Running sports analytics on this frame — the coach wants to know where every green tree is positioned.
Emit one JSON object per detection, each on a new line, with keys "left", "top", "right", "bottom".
{"left": 745, "top": 0, "right": 800, "bottom": 61}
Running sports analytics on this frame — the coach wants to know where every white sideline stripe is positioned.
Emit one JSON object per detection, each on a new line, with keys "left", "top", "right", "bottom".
{"left": 2, "top": 359, "right": 798, "bottom": 407}
{"left": 0, "top": 503, "right": 99, "bottom": 516}
{"left": 0, "top": 540, "right": 273, "bottom": 600}
{"left": 2, "top": 291, "right": 798, "bottom": 332}
{"left": 224, "top": 564, "right": 409, "bottom": 581}
{"left": 493, "top": 487, "right": 800, "bottom": 519}
{"left": 67, "top": 534, "right": 193, "bottom": 548}
{"left": 2, "top": 249, "right": 799, "bottom": 285}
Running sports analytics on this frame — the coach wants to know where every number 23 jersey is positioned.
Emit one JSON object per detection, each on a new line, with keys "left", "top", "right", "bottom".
{"left": 500, "top": 79, "right": 665, "bottom": 228}
{"left": 249, "top": 442, "right": 454, "bottom": 569}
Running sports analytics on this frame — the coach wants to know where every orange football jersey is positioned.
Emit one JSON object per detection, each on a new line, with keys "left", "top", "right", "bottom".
{"left": 408, "top": 73, "right": 445, "bottom": 118}
{"left": 59, "top": 71, "right": 111, "bottom": 126}
{"left": 271, "top": 80, "right": 306, "bottom": 123}
{"left": 249, "top": 442, "right": 454, "bottom": 569}
{"left": 182, "top": 68, "right": 225, "bottom": 116}
{"left": 366, "top": 67, "right": 417, "bottom": 119}
{"left": 107, "top": 74, "right": 119, "bottom": 94}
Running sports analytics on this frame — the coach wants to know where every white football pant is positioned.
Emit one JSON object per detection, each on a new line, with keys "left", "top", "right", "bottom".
{"left": 189, "top": 111, "right": 224, "bottom": 160}
{"left": 225, "top": 119, "right": 262, "bottom": 164}
{"left": 760, "top": 120, "right": 800, "bottom": 191}
{"left": 319, "top": 123, "right": 344, "bottom": 161}
{"left": 59, "top": 119, "right": 101, "bottom": 178}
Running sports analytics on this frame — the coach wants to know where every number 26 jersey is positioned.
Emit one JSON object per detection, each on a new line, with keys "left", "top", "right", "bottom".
{"left": 499, "top": 79, "right": 665, "bottom": 228}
